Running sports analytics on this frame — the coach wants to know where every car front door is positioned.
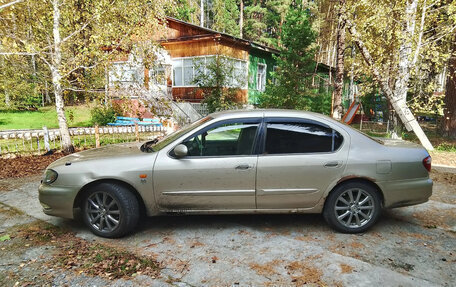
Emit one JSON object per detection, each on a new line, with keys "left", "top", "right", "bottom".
{"left": 256, "top": 117, "right": 348, "bottom": 209}
{"left": 153, "top": 118, "right": 261, "bottom": 211}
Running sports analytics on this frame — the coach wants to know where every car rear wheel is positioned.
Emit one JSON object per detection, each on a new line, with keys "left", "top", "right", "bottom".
{"left": 323, "top": 181, "right": 381, "bottom": 233}
{"left": 82, "top": 183, "right": 139, "bottom": 238}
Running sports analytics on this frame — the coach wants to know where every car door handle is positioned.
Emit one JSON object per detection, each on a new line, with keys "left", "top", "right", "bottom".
{"left": 235, "top": 164, "right": 252, "bottom": 170}
{"left": 324, "top": 161, "right": 341, "bottom": 168}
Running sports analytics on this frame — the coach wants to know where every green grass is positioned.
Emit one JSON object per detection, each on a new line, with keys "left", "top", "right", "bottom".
{"left": 0, "top": 105, "right": 92, "bottom": 130}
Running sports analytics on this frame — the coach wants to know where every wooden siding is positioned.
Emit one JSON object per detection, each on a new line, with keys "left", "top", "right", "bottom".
{"left": 165, "top": 19, "right": 209, "bottom": 39}
{"left": 173, "top": 87, "right": 248, "bottom": 103}
{"left": 162, "top": 38, "right": 249, "bottom": 61}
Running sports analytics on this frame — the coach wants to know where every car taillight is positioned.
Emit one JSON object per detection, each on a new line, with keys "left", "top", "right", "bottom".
{"left": 422, "top": 155, "right": 432, "bottom": 172}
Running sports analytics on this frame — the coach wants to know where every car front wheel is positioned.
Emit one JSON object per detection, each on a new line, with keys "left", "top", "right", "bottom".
{"left": 82, "top": 183, "right": 139, "bottom": 238}
{"left": 323, "top": 181, "right": 381, "bottom": 233}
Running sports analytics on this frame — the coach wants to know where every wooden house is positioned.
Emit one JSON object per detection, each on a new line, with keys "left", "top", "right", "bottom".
{"left": 108, "top": 17, "right": 279, "bottom": 106}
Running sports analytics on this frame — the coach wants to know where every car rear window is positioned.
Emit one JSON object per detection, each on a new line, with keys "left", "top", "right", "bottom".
{"left": 265, "top": 122, "right": 343, "bottom": 154}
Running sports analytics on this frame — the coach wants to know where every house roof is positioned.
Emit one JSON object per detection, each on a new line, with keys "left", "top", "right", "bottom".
{"left": 164, "top": 17, "right": 280, "bottom": 55}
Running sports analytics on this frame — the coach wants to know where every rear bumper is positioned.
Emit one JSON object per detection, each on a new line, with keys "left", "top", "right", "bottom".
{"left": 378, "top": 177, "right": 433, "bottom": 208}
{"left": 38, "top": 184, "right": 78, "bottom": 219}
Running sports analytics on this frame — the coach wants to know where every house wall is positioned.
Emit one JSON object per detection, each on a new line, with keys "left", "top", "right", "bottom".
{"left": 161, "top": 38, "right": 248, "bottom": 60}
{"left": 165, "top": 19, "right": 210, "bottom": 39}
{"left": 248, "top": 50, "right": 276, "bottom": 105}
{"left": 173, "top": 87, "right": 248, "bottom": 103}
{"left": 112, "top": 18, "right": 268, "bottom": 105}
{"left": 162, "top": 36, "right": 249, "bottom": 103}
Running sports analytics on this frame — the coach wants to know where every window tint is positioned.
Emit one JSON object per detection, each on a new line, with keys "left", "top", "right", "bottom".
{"left": 265, "top": 122, "right": 343, "bottom": 154}
{"left": 184, "top": 122, "right": 259, "bottom": 156}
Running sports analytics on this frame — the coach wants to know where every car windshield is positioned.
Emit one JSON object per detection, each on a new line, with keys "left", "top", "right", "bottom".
{"left": 141, "top": 116, "right": 213, "bottom": 152}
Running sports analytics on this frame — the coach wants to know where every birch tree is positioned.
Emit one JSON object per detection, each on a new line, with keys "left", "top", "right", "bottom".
{"left": 340, "top": 0, "right": 456, "bottom": 150}
{"left": 0, "top": 0, "right": 168, "bottom": 153}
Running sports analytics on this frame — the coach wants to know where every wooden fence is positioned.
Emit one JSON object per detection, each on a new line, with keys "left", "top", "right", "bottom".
{"left": 0, "top": 124, "right": 167, "bottom": 156}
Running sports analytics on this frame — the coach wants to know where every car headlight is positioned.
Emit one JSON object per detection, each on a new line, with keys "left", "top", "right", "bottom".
{"left": 43, "top": 169, "right": 58, "bottom": 185}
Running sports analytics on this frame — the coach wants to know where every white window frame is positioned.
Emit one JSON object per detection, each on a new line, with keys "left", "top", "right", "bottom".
{"left": 257, "top": 63, "right": 267, "bottom": 92}
{"left": 109, "top": 61, "right": 144, "bottom": 87}
{"left": 149, "top": 64, "right": 170, "bottom": 87}
{"left": 172, "top": 55, "right": 248, "bottom": 89}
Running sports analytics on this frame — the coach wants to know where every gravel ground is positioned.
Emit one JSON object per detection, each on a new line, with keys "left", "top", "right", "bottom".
{"left": 0, "top": 167, "right": 455, "bottom": 286}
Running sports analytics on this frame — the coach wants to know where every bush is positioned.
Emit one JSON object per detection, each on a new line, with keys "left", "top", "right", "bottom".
{"left": 90, "top": 105, "right": 117, "bottom": 126}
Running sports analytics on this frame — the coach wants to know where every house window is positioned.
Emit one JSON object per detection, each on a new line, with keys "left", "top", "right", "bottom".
{"left": 172, "top": 56, "right": 248, "bottom": 88}
{"left": 232, "top": 60, "right": 248, "bottom": 88}
{"left": 257, "top": 63, "right": 266, "bottom": 91}
{"left": 149, "top": 64, "right": 168, "bottom": 86}
{"left": 109, "top": 61, "right": 144, "bottom": 87}
{"left": 272, "top": 66, "right": 279, "bottom": 85}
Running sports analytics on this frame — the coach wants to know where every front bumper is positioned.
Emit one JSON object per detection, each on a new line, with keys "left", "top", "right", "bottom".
{"left": 38, "top": 183, "right": 79, "bottom": 219}
{"left": 379, "top": 177, "right": 433, "bottom": 208}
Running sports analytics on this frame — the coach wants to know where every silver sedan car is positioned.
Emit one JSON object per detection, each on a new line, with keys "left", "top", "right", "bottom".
{"left": 39, "top": 110, "right": 433, "bottom": 238}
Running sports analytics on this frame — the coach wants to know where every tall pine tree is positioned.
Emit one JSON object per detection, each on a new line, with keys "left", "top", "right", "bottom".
{"left": 258, "top": 6, "right": 326, "bottom": 111}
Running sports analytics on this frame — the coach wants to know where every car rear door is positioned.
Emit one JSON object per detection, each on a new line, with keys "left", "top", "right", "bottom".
{"left": 153, "top": 118, "right": 261, "bottom": 211}
{"left": 256, "top": 117, "right": 348, "bottom": 209}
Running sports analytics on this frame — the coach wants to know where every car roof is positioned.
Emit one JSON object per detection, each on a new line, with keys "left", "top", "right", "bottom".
{"left": 210, "top": 109, "right": 343, "bottom": 126}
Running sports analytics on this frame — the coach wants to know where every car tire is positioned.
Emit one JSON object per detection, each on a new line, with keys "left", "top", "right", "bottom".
{"left": 323, "top": 181, "right": 381, "bottom": 233}
{"left": 82, "top": 183, "right": 139, "bottom": 238}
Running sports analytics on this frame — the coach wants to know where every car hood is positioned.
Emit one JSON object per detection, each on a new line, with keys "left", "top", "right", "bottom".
{"left": 49, "top": 142, "right": 146, "bottom": 168}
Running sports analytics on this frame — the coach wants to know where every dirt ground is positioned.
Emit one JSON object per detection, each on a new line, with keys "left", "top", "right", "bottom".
{"left": 0, "top": 161, "right": 455, "bottom": 286}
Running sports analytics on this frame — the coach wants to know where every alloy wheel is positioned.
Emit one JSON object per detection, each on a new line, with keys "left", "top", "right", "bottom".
{"left": 334, "top": 188, "right": 375, "bottom": 228}
{"left": 85, "top": 191, "right": 121, "bottom": 233}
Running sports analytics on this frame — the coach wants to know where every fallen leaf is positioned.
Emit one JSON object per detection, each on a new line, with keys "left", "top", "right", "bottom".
{"left": 0, "top": 234, "right": 11, "bottom": 241}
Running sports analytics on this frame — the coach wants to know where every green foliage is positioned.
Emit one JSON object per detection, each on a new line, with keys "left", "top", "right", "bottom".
{"left": 435, "top": 143, "right": 456, "bottom": 152}
{"left": 0, "top": 56, "right": 43, "bottom": 110}
{"left": 193, "top": 55, "right": 244, "bottom": 113}
{"left": 212, "top": 0, "right": 240, "bottom": 36}
{"left": 258, "top": 6, "right": 328, "bottom": 112}
{"left": 90, "top": 105, "right": 118, "bottom": 126}
{"left": 242, "top": 0, "right": 291, "bottom": 47}
{"left": 243, "top": 4, "right": 269, "bottom": 42}
{"left": 171, "top": 0, "right": 197, "bottom": 22}
{"left": 0, "top": 0, "right": 171, "bottom": 110}
{"left": 0, "top": 234, "right": 10, "bottom": 242}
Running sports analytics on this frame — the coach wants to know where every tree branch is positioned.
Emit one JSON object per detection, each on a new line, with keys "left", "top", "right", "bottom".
{"left": 63, "top": 63, "right": 99, "bottom": 77}
{"left": 412, "top": 0, "right": 426, "bottom": 68}
{"left": 39, "top": 0, "right": 116, "bottom": 52}
{"left": 0, "top": 0, "right": 23, "bottom": 10}
{"left": 0, "top": 52, "right": 37, "bottom": 56}
{"left": 62, "top": 87, "right": 105, "bottom": 93}
{"left": 421, "top": 24, "right": 456, "bottom": 47}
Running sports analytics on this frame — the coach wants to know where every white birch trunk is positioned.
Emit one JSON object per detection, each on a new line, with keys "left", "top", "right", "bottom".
{"left": 239, "top": 0, "right": 243, "bottom": 38}
{"left": 200, "top": 0, "right": 204, "bottom": 27}
{"left": 5, "top": 90, "right": 10, "bottom": 107}
{"left": 347, "top": 19, "right": 434, "bottom": 151}
{"left": 51, "top": 0, "right": 74, "bottom": 153}
{"left": 393, "top": 0, "right": 418, "bottom": 115}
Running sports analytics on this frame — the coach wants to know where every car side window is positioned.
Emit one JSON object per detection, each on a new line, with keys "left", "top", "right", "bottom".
{"left": 183, "top": 121, "right": 259, "bottom": 157}
{"left": 265, "top": 121, "right": 343, "bottom": 154}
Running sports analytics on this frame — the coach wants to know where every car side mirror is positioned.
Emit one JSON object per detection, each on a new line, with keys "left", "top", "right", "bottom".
{"left": 173, "top": 144, "right": 188, "bottom": 158}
